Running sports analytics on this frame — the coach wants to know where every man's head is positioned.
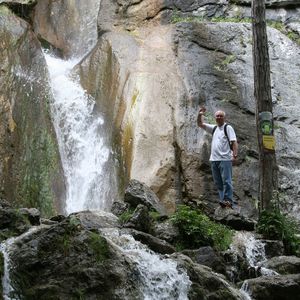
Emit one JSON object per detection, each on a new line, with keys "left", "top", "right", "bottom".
{"left": 215, "top": 110, "right": 226, "bottom": 126}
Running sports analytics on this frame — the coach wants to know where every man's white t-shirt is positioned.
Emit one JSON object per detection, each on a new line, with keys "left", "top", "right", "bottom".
{"left": 204, "top": 123, "right": 237, "bottom": 161}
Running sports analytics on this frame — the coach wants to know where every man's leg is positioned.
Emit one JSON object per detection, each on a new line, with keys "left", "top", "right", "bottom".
{"left": 211, "top": 161, "right": 224, "bottom": 204}
{"left": 220, "top": 161, "right": 233, "bottom": 206}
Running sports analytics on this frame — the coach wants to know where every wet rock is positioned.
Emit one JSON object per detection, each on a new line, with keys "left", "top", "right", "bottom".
{"left": 213, "top": 207, "right": 256, "bottom": 231}
{"left": 10, "top": 216, "right": 142, "bottom": 299}
{"left": 73, "top": 211, "right": 120, "bottom": 230}
{"left": 18, "top": 208, "right": 40, "bottom": 225}
{"left": 124, "top": 180, "right": 168, "bottom": 216}
{"left": 263, "top": 239, "right": 285, "bottom": 258}
{"left": 151, "top": 219, "right": 179, "bottom": 244}
{"left": 122, "top": 228, "right": 176, "bottom": 254}
{"left": 181, "top": 246, "right": 227, "bottom": 275}
{"left": 111, "top": 200, "right": 129, "bottom": 217}
{"left": 171, "top": 253, "right": 246, "bottom": 300}
{"left": 0, "top": 6, "right": 65, "bottom": 216}
{"left": 265, "top": 256, "right": 300, "bottom": 275}
{"left": 123, "top": 204, "right": 151, "bottom": 233}
{"left": 245, "top": 274, "right": 300, "bottom": 300}
{"left": 0, "top": 208, "right": 34, "bottom": 241}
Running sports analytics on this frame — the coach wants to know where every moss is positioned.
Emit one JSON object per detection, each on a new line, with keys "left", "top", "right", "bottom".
{"left": 170, "top": 10, "right": 251, "bottom": 24}
{"left": 18, "top": 127, "right": 59, "bottom": 217}
{"left": 130, "top": 90, "right": 139, "bottom": 110}
{"left": 119, "top": 208, "right": 135, "bottom": 225}
{"left": 0, "top": 4, "right": 13, "bottom": 15}
{"left": 88, "top": 232, "right": 110, "bottom": 263}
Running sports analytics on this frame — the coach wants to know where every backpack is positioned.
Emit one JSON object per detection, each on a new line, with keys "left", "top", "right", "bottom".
{"left": 212, "top": 124, "right": 233, "bottom": 150}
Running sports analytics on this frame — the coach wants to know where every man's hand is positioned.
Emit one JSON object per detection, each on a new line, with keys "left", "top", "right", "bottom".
{"left": 199, "top": 106, "right": 206, "bottom": 115}
{"left": 197, "top": 106, "right": 206, "bottom": 128}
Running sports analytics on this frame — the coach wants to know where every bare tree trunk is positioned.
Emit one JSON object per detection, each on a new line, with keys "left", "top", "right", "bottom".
{"left": 251, "top": 0, "right": 278, "bottom": 211}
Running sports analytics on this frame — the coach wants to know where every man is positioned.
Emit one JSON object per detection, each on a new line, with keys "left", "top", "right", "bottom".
{"left": 197, "top": 107, "right": 238, "bottom": 208}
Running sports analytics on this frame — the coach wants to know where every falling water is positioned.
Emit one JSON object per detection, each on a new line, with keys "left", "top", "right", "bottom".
{"left": 44, "top": 54, "right": 114, "bottom": 214}
{"left": 231, "top": 231, "right": 279, "bottom": 300}
{"left": 0, "top": 227, "right": 42, "bottom": 300}
{"left": 102, "top": 228, "right": 191, "bottom": 299}
{"left": 0, "top": 238, "right": 17, "bottom": 300}
{"left": 234, "top": 231, "right": 279, "bottom": 276}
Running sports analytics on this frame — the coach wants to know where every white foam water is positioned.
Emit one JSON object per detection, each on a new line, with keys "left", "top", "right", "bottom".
{"left": 44, "top": 53, "right": 114, "bottom": 214}
{"left": 102, "top": 228, "right": 191, "bottom": 300}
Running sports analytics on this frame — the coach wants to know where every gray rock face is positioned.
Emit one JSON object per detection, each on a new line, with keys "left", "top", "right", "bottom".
{"left": 122, "top": 228, "right": 176, "bottom": 254}
{"left": 33, "top": 0, "right": 101, "bottom": 58}
{"left": 0, "top": 6, "right": 65, "bottom": 216}
{"left": 76, "top": 1, "right": 300, "bottom": 221}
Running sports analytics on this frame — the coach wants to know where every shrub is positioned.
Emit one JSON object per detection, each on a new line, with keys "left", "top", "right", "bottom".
{"left": 257, "top": 209, "right": 300, "bottom": 256}
{"left": 170, "top": 205, "right": 233, "bottom": 251}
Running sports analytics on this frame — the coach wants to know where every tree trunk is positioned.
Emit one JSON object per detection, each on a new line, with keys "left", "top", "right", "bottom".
{"left": 251, "top": 0, "right": 278, "bottom": 211}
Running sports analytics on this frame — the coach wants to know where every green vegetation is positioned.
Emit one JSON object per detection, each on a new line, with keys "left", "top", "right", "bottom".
{"left": 170, "top": 205, "right": 233, "bottom": 251}
{"left": 88, "top": 231, "right": 110, "bottom": 263}
{"left": 56, "top": 216, "right": 82, "bottom": 256}
{"left": 170, "top": 11, "right": 300, "bottom": 46}
{"left": 215, "top": 54, "right": 237, "bottom": 73}
{"left": 257, "top": 209, "right": 300, "bottom": 256}
{"left": 267, "top": 21, "right": 285, "bottom": 32}
{"left": 149, "top": 210, "right": 161, "bottom": 221}
{"left": 170, "top": 10, "right": 203, "bottom": 24}
{"left": 122, "top": 121, "right": 134, "bottom": 178}
{"left": 170, "top": 10, "right": 251, "bottom": 24}
{"left": 211, "top": 16, "right": 252, "bottom": 23}
{"left": 267, "top": 21, "right": 300, "bottom": 45}
{"left": 119, "top": 208, "right": 135, "bottom": 225}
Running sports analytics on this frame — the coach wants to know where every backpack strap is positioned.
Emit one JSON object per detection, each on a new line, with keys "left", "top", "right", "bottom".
{"left": 224, "top": 124, "right": 233, "bottom": 150}
{"left": 212, "top": 125, "right": 217, "bottom": 135}
{"left": 212, "top": 124, "right": 233, "bottom": 150}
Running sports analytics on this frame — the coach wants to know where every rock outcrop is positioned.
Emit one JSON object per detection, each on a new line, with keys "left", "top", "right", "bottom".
{"left": 0, "top": 5, "right": 65, "bottom": 216}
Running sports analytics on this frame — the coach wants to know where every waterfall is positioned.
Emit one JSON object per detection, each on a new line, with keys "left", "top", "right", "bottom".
{"left": 44, "top": 54, "right": 115, "bottom": 214}
{"left": 43, "top": 51, "right": 191, "bottom": 299}
{"left": 102, "top": 228, "right": 191, "bottom": 299}
{"left": 0, "top": 238, "right": 17, "bottom": 300}
{"left": 231, "top": 231, "right": 279, "bottom": 300}
{"left": 233, "top": 231, "right": 278, "bottom": 277}
{"left": 0, "top": 227, "right": 42, "bottom": 300}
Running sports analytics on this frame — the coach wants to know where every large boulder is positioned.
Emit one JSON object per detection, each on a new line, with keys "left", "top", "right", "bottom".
{"left": 244, "top": 274, "right": 300, "bottom": 300}
{"left": 264, "top": 256, "right": 300, "bottom": 275}
{"left": 172, "top": 253, "right": 246, "bottom": 299}
{"left": 10, "top": 216, "right": 142, "bottom": 299}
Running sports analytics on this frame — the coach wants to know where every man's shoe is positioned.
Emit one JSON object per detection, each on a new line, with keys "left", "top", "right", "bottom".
{"left": 219, "top": 201, "right": 226, "bottom": 208}
{"left": 224, "top": 200, "right": 233, "bottom": 209}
